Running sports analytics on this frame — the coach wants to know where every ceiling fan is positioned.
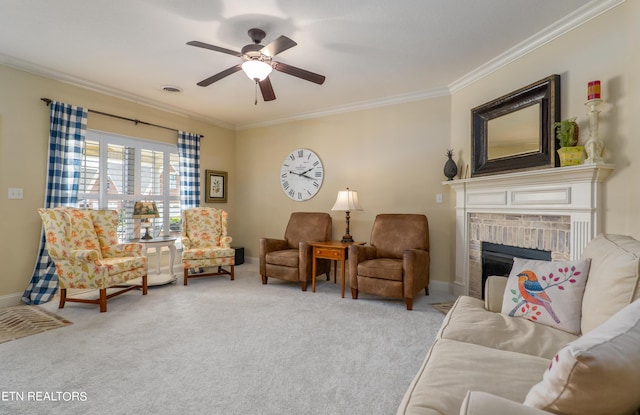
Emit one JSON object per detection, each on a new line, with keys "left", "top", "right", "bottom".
{"left": 187, "top": 28, "right": 326, "bottom": 103}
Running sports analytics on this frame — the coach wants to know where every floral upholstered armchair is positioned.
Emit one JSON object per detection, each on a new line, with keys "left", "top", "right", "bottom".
{"left": 181, "top": 207, "right": 235, "bottom": 285}
{"left": 38, "top": 207, "right": 148, "bottom": 312}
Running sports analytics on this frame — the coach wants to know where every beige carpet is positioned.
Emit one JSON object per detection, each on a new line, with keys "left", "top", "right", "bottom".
{"left": 432, "top": 302, "right": 454, "bottom": 315}
{"left": 0, "top": 263, "right": 453, "bottom": 415}
{"left": 0, "top": 305, "right": 72, "bottom": 344}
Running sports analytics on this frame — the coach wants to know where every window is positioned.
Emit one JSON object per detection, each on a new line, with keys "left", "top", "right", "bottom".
{"left": 78, "top": 130, "right": 181, "bottom": 242}
{"left": 169, "top": 173, "right": 178, "bottom": 190}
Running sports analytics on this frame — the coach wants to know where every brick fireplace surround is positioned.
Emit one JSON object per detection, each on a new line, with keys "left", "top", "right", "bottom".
{"left": 444, "top": 163, "right": 614, "bottom": 298}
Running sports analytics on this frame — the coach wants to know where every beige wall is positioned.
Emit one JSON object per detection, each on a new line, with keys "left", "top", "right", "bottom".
{"left": 0, "top": 65, "right": 235, "bottom": 298}
{"left": 450, "top": 0, "right": 640, "bottom": 245}
{"left": 234, "top": 97, "right": 453, "bottom": 285}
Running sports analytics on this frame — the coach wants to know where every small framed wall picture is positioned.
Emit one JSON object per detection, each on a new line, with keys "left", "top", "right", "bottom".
{"left": 205, "top": 170, "right": 227, "bottom": 203}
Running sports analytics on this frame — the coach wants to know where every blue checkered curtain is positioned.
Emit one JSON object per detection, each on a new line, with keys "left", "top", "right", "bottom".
{"left": 178, "top": 131, "right": 201, "bottom": 209}
{"left": 22, "top": 101, "right": 88, "bottom": 305}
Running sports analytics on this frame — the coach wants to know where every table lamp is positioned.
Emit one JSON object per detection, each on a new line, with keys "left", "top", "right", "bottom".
{"left": 132, "top": 201, "right": 159, "bottom": 240}
{"left": 331, "top": 188, "right": 363, "bottom": 242}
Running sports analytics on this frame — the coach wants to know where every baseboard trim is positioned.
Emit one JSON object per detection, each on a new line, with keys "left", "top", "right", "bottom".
{"left": 244, "top": 256, "right": 258, "bottom": 265}
{"left": 0, "top": 292, "right": 25, "bottom": 308}
{"left": 429, "top": 280, "right": 452, "bottom": 295}
{"left": 452, "top": 281, "right": 466, "bottom": 297}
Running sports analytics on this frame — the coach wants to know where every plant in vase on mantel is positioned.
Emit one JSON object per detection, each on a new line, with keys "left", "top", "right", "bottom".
{"left": 555, "top": 117, "right": 584, "bottom": 166}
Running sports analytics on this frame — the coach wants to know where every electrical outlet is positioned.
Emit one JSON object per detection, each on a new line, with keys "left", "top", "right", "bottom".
{"left": 436, "top": 193, "right": 443, "bottom": 204}
{"left": 8, "top": 188, "right": 24, "bottom": 199}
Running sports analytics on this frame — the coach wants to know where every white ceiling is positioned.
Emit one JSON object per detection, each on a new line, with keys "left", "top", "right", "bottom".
{"left": 0, "top": 0, "right": 606, "bottom": 129}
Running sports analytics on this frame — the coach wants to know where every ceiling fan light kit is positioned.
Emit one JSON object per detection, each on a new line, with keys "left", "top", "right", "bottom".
{"left": 241, "top": 60, "right": 272, "bottom": 81}
{"left": 187, "top": 28, "right": 325, "bottom": 103}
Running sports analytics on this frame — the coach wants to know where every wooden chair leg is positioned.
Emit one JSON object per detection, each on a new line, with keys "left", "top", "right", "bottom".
{"left": 300, "top": 281, "right": 308, "bottom": 292}
{"left": 425, "top": 286, "right": 429, "bottom": 296}
{"left": 99, "top": 289, "right": 107, "bottom": 312}
{"left": 183, "top": 268, "right": 189, "bottom": 286}
{"left": 142, "top": 274, "right": 148, "bottom": 295}
{"left": 351, "top": 288, "right": 358, "bottom": 300}
{"left": 58, "top": 288, "right": 66, "bottom": 309}
{"left": 405, "top": 297, "right": 413, "bottom": 311}
{"left": 261, "top": 274, "right": 268, "bottom": 284}
{"left": 230, "top": 265, "right": 234, "bottom": 281}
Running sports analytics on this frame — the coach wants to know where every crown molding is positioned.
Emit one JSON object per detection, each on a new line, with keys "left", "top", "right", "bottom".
{"left": 448, "top": 0, "right": 626, "bottom": 93}
{"left": 235, "top": 87, "right": 450, "bottom": 130}
{"left": 0, "top": 54, "right": 234, "bottom": 131}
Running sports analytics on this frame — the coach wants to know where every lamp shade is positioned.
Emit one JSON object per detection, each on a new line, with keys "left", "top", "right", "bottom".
{"left": 241, "top": 60, "right": 273, "bottom": 81}
{"left": 132, "top": 201, "right": 159, "bottom": 219}
{"left": 331, "top": 189, "right": 362, "bottom": 212}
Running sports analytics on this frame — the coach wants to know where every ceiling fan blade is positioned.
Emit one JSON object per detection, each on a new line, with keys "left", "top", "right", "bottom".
{"left": 187, "top": 41, "right": 242, "bottom": 57}
{"left": 273, "top": 61, "right": 326, "bottom": 85}
{"left": 261, "top": 35, "right": 297, "bottom": 57}
{"left": 259, "top": 77, "right": 276, "bottom": 101}
{"left": 196, "top": 64, "right": 243, "bottom": 87}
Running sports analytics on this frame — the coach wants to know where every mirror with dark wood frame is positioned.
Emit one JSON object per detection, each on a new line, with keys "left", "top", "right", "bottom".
{"left": 471, "top": 74, "right": 560, "bottom": 177}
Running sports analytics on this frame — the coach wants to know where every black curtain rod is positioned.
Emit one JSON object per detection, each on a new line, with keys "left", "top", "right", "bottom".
{"left": 40, "top": 98, "right": 203, "bottom": 137}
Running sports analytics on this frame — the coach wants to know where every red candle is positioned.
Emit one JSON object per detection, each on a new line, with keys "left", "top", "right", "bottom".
{"left": 588, "top": 80, "right": 601, "bottom": 100}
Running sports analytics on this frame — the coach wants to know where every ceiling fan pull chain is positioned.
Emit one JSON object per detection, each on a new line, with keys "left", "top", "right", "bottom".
{"left": 254, "top": 80, "right": 258, "bottom": 105}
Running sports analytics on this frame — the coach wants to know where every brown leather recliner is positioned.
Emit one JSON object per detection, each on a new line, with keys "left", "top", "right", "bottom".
{"left": 348, "top": 214, "right": 430, "bottom": 310}
{"left": 260, "top": 212, "right": 332, "bottom": 291}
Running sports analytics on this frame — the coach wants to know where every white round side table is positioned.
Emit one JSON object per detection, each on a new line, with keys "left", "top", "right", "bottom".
{"left": 129, "top": 236, "right": 177, "bottom": 286}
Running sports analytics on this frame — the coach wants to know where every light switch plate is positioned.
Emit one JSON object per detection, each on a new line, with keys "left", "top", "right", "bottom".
{"left": 436, "top": 193, "right": 443, "bottom": 204}
{"left": 8, "top": 188, "right": 23, "bottom": 199}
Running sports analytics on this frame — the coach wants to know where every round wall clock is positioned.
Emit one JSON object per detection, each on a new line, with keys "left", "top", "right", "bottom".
{"left": 280, "top": 148, "right": 324, "bottom": 201}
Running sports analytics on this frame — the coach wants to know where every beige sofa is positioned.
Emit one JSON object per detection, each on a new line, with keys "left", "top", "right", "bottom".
{"left": 397, "top": 234, "right": 640, "bottom": 415}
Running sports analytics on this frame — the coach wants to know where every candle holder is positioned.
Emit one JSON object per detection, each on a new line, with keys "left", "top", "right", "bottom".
{"left": 584, "top": 98, "right": 604, "bottom": 164}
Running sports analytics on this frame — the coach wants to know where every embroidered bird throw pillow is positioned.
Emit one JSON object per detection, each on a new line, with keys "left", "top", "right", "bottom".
{"left": 501, "top": 257, "right": 591, "bottom": 335}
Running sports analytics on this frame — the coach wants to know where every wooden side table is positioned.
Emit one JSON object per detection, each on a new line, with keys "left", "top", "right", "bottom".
{"left": 309, "top": 240, "right": 365, "bottom": 298}
{"left": 129, "top": 236, "right": 177, "bottom": 286}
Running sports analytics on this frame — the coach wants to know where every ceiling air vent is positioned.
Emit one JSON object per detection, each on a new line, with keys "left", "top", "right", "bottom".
{"left": 161, "top": 85, "right": 183, "bottom": 93}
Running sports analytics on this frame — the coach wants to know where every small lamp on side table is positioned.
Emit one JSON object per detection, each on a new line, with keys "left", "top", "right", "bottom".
{"left": 331, "top": 188, "right": 363, "bottom": 243}
{"left": 133, "top": 201, "right": 159, "bottom": 240}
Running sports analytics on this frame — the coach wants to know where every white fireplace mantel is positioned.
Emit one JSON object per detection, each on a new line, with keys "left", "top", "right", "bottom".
{"left": 443, "top": 163, "right": 615, "bottom": 296}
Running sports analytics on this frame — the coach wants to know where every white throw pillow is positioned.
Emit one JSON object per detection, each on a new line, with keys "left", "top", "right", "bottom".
{"left": 580, "top": 234, "right": 640, "bottom": 334}
{"left": 524, "top": 299, "right": 640, "bottom": 415}
{"left": 501, "top": 258, "right": 590, "bottom": 335}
